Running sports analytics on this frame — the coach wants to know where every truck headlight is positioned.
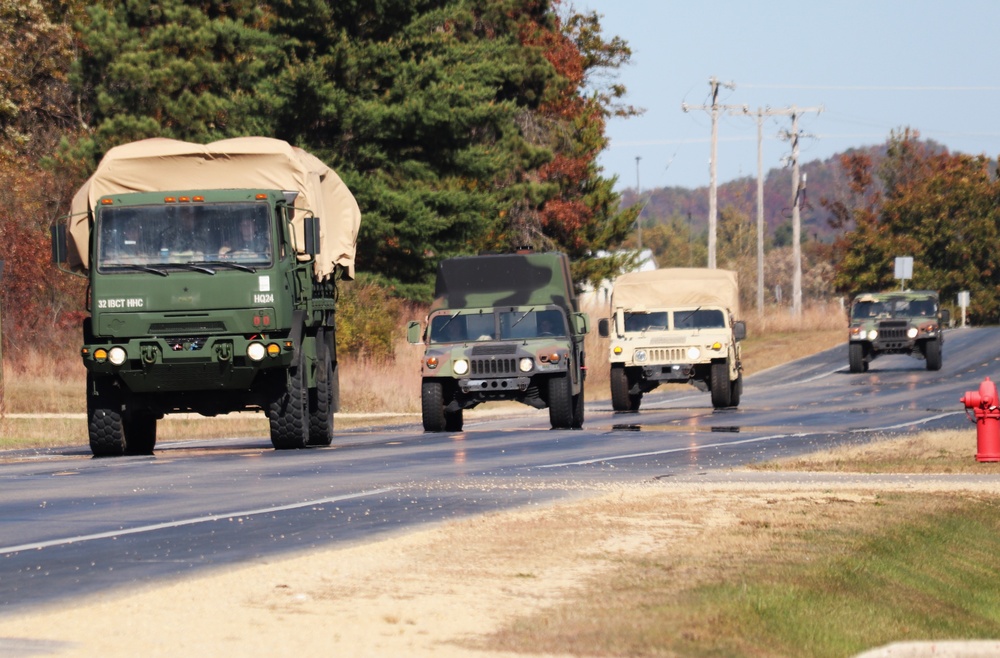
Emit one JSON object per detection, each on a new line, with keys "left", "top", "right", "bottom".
{"left": 247, "top": 342, "right": 266, "bottom": 361}
{"left": 907, "top": 327, "right": 918, "bottom": 338}
{"left": 453, "top": 359, "right": 469, "bottom": 375}
{"left": 634, "top": 350, "right": 647, "bottom": 363}
{"left": 108, "top": 346, "right": 127, "bottom": 366}
{"left": 687, "top": 346, "right": 701, "bottom": 361}
{"left": 867, "top": 329, "right": 878, "bottom": 341}
{"left": 519, "top": 357, "right": 534, "bottom": 372}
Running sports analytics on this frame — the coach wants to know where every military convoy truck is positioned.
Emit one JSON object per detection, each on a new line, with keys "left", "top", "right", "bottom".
{"left": 598, "top": 268, "right": 746, "bottom": 410}
{"left": 847, "top": 290, "right": 949, "bottom": 372}
{"left": 52, "top": 137, "right": 361, "bottom": 456}
{"left": 407, "top": 252, "right": 590, "bottom": 431}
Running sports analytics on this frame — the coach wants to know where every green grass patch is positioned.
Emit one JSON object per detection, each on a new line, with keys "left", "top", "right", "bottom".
{"left": 480, "top": 493, "right": 1000, "bottom": 658}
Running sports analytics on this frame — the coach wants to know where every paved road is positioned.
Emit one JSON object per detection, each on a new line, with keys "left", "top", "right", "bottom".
{"left": 0, "top": 326, "right": 990, "bottom": 612}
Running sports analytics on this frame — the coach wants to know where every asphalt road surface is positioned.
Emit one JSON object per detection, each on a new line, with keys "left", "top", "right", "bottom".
{"left": 1, "top": 327, "right": 991, "bottom": 613}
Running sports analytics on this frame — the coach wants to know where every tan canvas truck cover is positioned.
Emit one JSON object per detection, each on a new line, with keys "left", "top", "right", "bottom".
{"left": 67, "top": 136, "right": 361, "bottom": 280}
{"left": 612, "top": 268, "right": 740, "bottom": 317}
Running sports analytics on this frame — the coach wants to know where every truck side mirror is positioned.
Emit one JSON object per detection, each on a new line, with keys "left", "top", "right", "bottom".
{"left": 572, "top": 312, "right": 590, "bottom": 336}
{"left": 51, "top": 223, "right": 67, "bottom": 263}
{"left": 304, "top": 216, "right": 320, "bottom": 256}
{"left": 733, "top": 320, "right": 747, "bottom": 341}
{"left": 598, "top": 318, "right": 610, "bottom": 338}
{"left": 406, "top": 320, "right": 423, "bottom": 344}
{"left": 940, "top": 309, "right": 951, "bottom": 326}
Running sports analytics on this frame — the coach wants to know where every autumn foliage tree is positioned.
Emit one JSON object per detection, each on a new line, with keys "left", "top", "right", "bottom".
{"left": 827, "top": 129, "right": 1000, "bottom": 322}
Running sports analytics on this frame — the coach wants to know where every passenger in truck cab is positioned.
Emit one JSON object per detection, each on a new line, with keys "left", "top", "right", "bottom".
{"left": 219, "top": 216, "right": 270, "bottom": 258}
{"left": 160, "top": 206, "right": 209, "bottom": 256}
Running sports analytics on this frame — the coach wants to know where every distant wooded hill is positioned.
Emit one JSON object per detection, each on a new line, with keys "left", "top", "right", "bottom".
{"left": 619, "top": 142, "right": 919, "bottom": 244}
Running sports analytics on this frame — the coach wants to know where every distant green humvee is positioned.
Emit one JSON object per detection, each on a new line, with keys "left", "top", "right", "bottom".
{"left": 407, "top": 252, "right": 590, "bottom": 431}
{"left": 847, "top": 290, "right": 949, "bottom": 372}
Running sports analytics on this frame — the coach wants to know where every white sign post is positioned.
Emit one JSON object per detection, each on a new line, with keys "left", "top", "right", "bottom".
{"left": 958, "top": 290, "right": 970, "bottom": 328}
{"left": 894, "top": 256, "right": 913, "bottom": 290}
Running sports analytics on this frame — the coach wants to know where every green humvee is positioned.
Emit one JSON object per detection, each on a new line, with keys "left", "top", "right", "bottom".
{"left": 52, "top": 137, "right": 361, "bottom": 456}
{"left": 847, "top": 290, "right": 949, "bottom": 373}
{"left": 407, "top": 252, "right": 590, "bottom": 431}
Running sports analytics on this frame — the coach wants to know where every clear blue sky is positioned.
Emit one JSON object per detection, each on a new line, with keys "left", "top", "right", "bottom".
{"left": 578, "top": 0, "right": 1000, "bottom": 192}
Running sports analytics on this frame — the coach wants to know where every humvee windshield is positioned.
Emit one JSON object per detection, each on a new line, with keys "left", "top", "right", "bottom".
{"left": 428, "top": 308, "right": 567, "bottom": 343}
{"left": 97, "top": 203, "right": 273, "bottom": 271}
{"left": 851, "top": 297, "right": 937, "bottom": 320}
{"left": 624, "top": 309, "right": 725, "bottom": 331}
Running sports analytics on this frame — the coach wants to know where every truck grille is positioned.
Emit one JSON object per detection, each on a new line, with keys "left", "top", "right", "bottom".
{"left": 149, "top": 321, "right": 226, "bottom": 334}
{"left": 646, "top": 347, "right": 688, "bottom": 362}
{"left": 877, "top": 321, "right": 908, "bottom": 341}
{"left": 471, "top": 344, "right": 517, "bottom": 356}
{"left": 471, "top": 358, "right": 517, "bottom": 375}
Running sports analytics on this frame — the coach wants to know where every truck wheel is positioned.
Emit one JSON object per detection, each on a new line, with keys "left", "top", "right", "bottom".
{"left": 444, "top": 408, "right": 464, "bottom": 432}
{"left": 729, "top": 372, "right": 743, "bottom": 408}
{"left": 421, "top": 380, "right": 447, "bottom": 432}
{"left": 308, "top": 329, "right": 335, "bottom": 446}
{"left": 924, "top": 338, "right": 942, "bottom": 371}
{"left": 710, "top": 361, "right": 732, "bottom": 409}
{"left": 123, "top": 409, "right": 157, "bottom": 455}
{"left": 548, "top": 373, "right": 574, "bottom": 429}
{"left": 610, "top": 366, "right": 632, "bottom": 411}
{"left": 269, "top": 347, "right": 309, "bottom": 449}
{"left": 848, "top": 343, "right": 867, "bottom": 373}
{"left": 87, "top": 374, "right": 126, "bottom": 457}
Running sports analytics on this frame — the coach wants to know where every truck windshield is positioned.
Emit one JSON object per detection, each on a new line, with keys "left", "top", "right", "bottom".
{"left": 97, "top": 203, "right": 273, "bottom": 271}
{"left": 499, "top": 309, "right": 567, "bottom": 339}
{"left": 673, "top": 309, "right": 726, "bottom": 329}
{"left": 624, "top": 312, "right": 668, "bottom": 332}
{"left": 429, "top": 312, "right": 498, "bottom": 343}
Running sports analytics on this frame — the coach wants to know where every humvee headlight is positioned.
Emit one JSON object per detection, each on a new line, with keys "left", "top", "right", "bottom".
{"left": 247, "top": 342, "right": 266, "bottom": 361}
{"left": 867, "top": 329, "right": 878, "bottom": 341}
{"left": 108, "top": 347, "right": 127, "bottom": 366}
{"left": 93, "top": 348, "right": 108, "bottom": 363}
{"left": 711, "top": 341, "right": 723, "bottom": 351}
{"left": 613, "top": 345, "right": 622, "bottom": 355}
{"left": 266, "top": 343, "right": 281, "bottom": 357}
{"left": 634, "top": 350, "right": 647, "bottom": 363}
{"left": 907, "top": 327, "right": 919, "bottom": 339}
{"left": 687, "top": 346, "right": 701, "bottom": 361}
{"left": 453, "top": 359, "right": 469, "bottom": 375}
{"left": 519, "top": 357, "right": 534, "bottom": 372}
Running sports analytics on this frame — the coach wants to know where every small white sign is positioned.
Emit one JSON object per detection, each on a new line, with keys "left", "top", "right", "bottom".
{"left": 958, "top": 291, "right": 970, "bottom": 307}
{"left": 259, "top": 275, "right": 270, "bottom": 292}
{"left": 894, "top": 256, "right": 913, "bottom": 280}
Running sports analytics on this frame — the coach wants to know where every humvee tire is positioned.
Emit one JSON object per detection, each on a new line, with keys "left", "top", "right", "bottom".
{"left": 710, "top": 361, "right": 732, "bottom": 409}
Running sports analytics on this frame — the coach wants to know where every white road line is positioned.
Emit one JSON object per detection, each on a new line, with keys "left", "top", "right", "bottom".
{"left": 0, "top": 487, "right": 397, "bottom": 555}
{"left": 536, "top": 411, "right": 964, "bottom": 468}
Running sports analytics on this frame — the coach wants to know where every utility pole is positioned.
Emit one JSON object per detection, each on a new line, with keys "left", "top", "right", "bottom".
{"left": 777, "top": 105, "right": 822, "bottom": 316}
{"left": 682, "top": 76, "right": 744, "bottom": 269}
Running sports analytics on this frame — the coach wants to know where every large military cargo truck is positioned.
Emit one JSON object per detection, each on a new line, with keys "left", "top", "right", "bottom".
{"left": 598, "top": 268, "right": 746, "bottom": 410}
{"left": 406, "top": 252, "right": 590, "bottom": 431}
{"left": 52, "top": 137, "right": 361, "bottom": 456}
{"left": 847, "top": 290, "right": 948, "bottom": 372}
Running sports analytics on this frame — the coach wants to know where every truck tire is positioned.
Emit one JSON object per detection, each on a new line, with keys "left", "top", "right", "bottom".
{"left": 87, "top": 374, "right": 126, "bottom": 457}
{"left": 710, "top": 361, "right": 732, "bottom": 409}
{"left": 269, "top": 347, "right": 309, "bottom": 449}
{"left": 729, "top": 372, "right": 743, "bottom": 408}
{"left": 421, "top": 380, "right": 446, "bottom": 432}
{"left": 848, "top": 343, "right": 867, "bottom": 373}
{"left": 610, "top": 366, "right": 632, "bottom": 412}
{"left": 924, "top": 338, "right": 942, "bottom": 371}
{"left": 123, "top": 409, "right": 157, "bottom": 455}
{"left": 548, "top": 373, "right": 574, "bottom": 429}
{"left": 308, "top": 329, "right": 335, "bottom": 446}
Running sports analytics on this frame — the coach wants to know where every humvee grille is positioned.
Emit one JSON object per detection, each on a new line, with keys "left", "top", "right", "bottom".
{"left": 471, "top": 358, "right": 517, "bottom": 375}
{"left": 646, "top": 347, "right": 688, "bottom": 362}
{"left": 472, "top": 344, "right": 517, "bottom": 356}
{"left": 877, "top": 320, "right": 908, "bottom": 341}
